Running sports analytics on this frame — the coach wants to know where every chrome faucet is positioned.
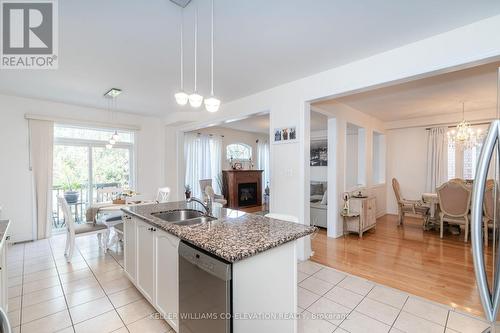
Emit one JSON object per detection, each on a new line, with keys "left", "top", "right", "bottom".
{"left": 186, "top": 196, "right": 212, "bottom": 215}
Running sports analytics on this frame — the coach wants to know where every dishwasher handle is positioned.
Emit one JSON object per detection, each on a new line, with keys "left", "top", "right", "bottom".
{"left": 0, "top": 307, "right": 11, "bottom": 333}
{"left": 179, "top": 241, "right": 232, "bottom": 281}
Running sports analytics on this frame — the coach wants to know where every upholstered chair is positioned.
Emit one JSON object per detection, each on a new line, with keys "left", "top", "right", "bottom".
{"left": 205, "top": 185, "right": 228, "bottom": 206}
{"left": 437, "top": 181, "right": 471, "bottom": 242}
{"left": 392, "top": 178, "right": 429, "bottom": 227}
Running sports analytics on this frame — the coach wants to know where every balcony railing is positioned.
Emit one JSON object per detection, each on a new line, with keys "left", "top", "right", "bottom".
{"left": 52, "top": 182, "right": 121, "bottom": 230}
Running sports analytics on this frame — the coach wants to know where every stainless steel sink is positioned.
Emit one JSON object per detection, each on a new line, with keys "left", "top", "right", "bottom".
{"left": 152, "top": 209, "right": 205, "bottom": 222}
{"left": 174, "top": 216, "right": 217, "bottom": 226}
{"left": 151, "top": 209, "right": 216, "bottom": 227}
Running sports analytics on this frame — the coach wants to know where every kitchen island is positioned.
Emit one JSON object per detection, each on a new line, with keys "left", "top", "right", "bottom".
{"left": 122, "top": 201, "right": 315, "bottom": 333}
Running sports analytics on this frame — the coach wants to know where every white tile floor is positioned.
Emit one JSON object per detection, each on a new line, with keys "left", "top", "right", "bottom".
{"left": 7, "top": 233, "right": 173, "bottom": 333}
{"left": 297, "top": 260, "right": 495, "bottom": 333}
{"left": 5, "top": 233, "right": 496, "bottom": 333}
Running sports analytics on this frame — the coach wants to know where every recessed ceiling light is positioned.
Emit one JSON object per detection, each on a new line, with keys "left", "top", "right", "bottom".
{"left": 104, "top": 88, "right": 122, "bottom": 98}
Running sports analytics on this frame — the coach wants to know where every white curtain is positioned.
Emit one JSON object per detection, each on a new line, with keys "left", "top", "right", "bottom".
{"left": 184, "top": 133, "right": 222, "bottom": 199}
{"left": 257, "top": 140, "right": 270, "bottom": 194}
{"left": 30, "top": 119, "right": 54, "bottom": 239}
{"left": 426, "top": 127, "right": 447, "bottom": 193}
{"left": 209, "top": 135, "right": 222, "bottom": 194}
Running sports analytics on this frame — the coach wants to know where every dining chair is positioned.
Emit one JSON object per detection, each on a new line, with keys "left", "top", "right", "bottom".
{"left": 58, "top": 196, "right": 109, "bottom": 262}
{"left": 156, "top": 187, "right": 171, "bottom": 203}
{"left": 264, "top": 213, "right": 299, "bottom": 223}
{"left": 392, "top": 178, "right": 429, "bottom": 227}
{"left": 436, "top": 181, "right": 471, "bottom": 242}
{"left": 483, "top": 182, "right": 495, "bottom": 247}
{"left": 96, "top": 187, "right": 122, "bottom": 203}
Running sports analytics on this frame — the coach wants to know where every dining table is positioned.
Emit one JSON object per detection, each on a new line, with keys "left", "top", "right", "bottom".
{"left": 86, "top": 200, "right": 155, "bottom": 247}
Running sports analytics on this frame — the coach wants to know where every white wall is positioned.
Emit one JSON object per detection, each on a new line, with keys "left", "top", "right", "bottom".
{"left": 189, "top": 126, "right": 269, "bottom": 171}
{"left": 372, "top": 132, "right": 386, "bottom": 185}
{"left": 0, "top": 94, "right": 165, "bottom": 242}
{"left": 345, "top": 131, "right": 358, "bottom": 189}
{"left": 385, "top": 127, "right": 428, "bottom": 215}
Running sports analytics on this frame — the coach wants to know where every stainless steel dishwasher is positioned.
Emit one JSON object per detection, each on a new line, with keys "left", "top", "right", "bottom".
{"left": 178, "top": 241, "right": 232, "bottom": 333}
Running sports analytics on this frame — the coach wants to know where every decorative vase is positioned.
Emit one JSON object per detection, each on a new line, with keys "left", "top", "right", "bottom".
{"left": 64, "top": 191, "right": 79, "bottom": 204}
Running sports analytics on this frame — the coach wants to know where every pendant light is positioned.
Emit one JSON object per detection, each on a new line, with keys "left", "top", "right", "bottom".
{"left": 204, "top": 0, "right": 220, "bottom": 112}
{"left": 188, "top": 7, "right": 203, "bottom": 108}
{"left": 110, "top": 97, "right": 120, "bottom": 142}
{"left": 174, "top": 9, "right": 189, "bottom": 105}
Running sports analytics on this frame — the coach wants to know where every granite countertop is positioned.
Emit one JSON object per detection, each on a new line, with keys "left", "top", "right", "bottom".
{"left": 122, "top": 201, "right": 316, "bottom": 263}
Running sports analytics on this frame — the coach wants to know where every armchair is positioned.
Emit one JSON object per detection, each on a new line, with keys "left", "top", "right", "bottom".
{"left": 199, "top": 179, "right": 227, "bottom": 206}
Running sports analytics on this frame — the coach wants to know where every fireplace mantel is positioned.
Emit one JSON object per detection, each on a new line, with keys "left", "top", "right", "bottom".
{"left": 222, "top": 170, "right": 263, "bottom": 209}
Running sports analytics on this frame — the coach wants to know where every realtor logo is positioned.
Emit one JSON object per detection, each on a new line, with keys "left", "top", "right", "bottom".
{"left": 1, "top": 0, "right": 58, "bottom": 69}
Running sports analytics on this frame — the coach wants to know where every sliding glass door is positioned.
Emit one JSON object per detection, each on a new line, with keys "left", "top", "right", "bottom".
{"left": 52, "top": 125, "right": 134, "bottom": 230}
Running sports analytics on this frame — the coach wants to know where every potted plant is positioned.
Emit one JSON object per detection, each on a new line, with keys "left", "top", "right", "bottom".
{"left": 185, "top": 185, "right": 192, "bottom": 199}
{"left": 62, "top": 181, "right": 81, "bottom": 204}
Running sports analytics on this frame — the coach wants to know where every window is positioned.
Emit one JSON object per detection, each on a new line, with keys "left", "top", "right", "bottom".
{"left": 226, "top": 143, "right": 252, "bottom": 161}
{"left": 447, "top": 130, "right": 484, "bottom": 181}
{"left": 52, "top": 125, "right": 135, "bottom": 229}
{"left": 447, "top": 142, "right": 456, "bottom": 180}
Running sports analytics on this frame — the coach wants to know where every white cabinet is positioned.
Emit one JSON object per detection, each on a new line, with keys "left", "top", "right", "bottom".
{"left": 346, "top": 197, "right": 377, "bottom": 237}
{"left": 136, "top": 220, "right": 155, "bottom": 303}
{"left": 155, "top": 231, "right": 180, "bottom": 332}
{"left": 123, "top": 215, "right": 137, "bottom": 283}
{"left": 123, "top": 216, "right": 180, "bottom": 332}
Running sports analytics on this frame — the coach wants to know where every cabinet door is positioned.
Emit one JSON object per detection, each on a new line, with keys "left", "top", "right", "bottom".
{"left": 124, "top": 216, "right": 137, "bottom": 283}
{"left": 155, "top": 231, "right": 180, "bottom": 332}
{"left": 137, "top": 221, "right": 155, "bottom": 302}
{"left": 367, "top": 198, "right": 376, "bottom": 227}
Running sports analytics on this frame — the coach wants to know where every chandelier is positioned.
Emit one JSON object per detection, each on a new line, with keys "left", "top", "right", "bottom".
{"left": 447, "top": 102, "right": 484, "bottom": 150}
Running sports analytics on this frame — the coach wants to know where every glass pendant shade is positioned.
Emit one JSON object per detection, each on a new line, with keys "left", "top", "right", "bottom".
{"left": 188, "top": 92, "right": 203, "bottom": 108}
{"left": 109, "top": 138, "right": 116, "bottom": 145}
{"left": 112, "top": 131, "right": 119, "bottom": 141}
{"left": 204, "top": 96, "right": 220, "bottom": 112}
{"left": 175, "top": 91, "right": 189, "bottom": 105}
{"left": 105, "top": 143, "right": 113, "bottom": 149}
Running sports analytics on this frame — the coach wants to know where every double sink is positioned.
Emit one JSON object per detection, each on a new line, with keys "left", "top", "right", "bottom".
{"left": 151, "top": 209, "right": 217, "bottom": 227}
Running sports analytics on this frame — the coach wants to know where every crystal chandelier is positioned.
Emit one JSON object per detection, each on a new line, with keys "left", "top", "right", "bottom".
{"left": 447, "top": 102, "right": 484, "bottom": 150}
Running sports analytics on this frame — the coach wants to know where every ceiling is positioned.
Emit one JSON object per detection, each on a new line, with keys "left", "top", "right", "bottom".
{"left": 219, "top": 111, "right": 327, "bottom": 133}
{"left": 219, "top": 114, "right": 269, "bottom": 134}
{"left": 316, "top": 62, "right": 500, "bottom": 122}
{"left": 1, "top": 0, "right": 500, "bottom": 117}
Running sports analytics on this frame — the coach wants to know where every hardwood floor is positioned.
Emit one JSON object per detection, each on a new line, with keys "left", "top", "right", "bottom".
{"left": 310, "top": 214, "right": 494, "bottom": 317}
{"left": 238, "top": 204, "right": 268, "bottom": 214}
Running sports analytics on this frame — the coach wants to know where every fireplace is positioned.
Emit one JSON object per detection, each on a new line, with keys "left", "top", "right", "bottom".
{"left": 238, "top": 183, "right": 258, "bottom": 207}
{"left": 222, "top": 170, "right": 263, "bottom": 209}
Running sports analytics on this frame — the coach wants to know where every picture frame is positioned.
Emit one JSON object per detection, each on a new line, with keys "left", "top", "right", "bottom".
{"left": 273, "top": 126, "right": 297, "bottom": 144}
{"left": 310, "top": 139, "right": 328, "bottom": 166}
